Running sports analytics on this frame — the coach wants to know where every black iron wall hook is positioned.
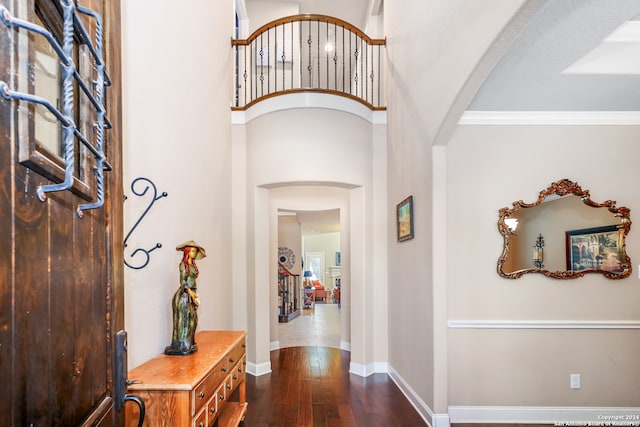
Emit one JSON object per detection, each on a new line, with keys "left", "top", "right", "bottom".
{"left": 124, "top": 177, "right": 168, "bottom": 270}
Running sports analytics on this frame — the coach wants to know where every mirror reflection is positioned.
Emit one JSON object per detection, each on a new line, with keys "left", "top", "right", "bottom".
{"left": 497, "top": 179, "right": 631, "bottom": 279}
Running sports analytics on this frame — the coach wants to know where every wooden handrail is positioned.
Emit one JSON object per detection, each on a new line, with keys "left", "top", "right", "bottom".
{"left": 278, "top": 261, "right": 298, "bottom": 276}
{"left": 232, "top": 14, "right": 386, "bottom": 47}
{"left": 231, "top": 88, "right": 387, "bottom": 112}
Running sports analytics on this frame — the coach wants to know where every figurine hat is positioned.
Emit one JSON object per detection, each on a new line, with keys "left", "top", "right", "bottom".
{"left": 176, "top": 240, "right": 207, "bottom": 259}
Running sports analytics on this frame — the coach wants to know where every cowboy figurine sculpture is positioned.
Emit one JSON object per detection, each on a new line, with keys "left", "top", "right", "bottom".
{"left": 165, "top": 240, "right": 206, "bottom": 355}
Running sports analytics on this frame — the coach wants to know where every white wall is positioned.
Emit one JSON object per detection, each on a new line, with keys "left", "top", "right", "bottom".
{"left": 446, "top": 123, "right": 640, "bottom": 407}
{"left": 121, "top": 0, "right": 234, "bottom": 368}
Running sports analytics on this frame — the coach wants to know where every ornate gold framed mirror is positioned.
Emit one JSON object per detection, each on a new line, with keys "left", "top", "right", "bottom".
{"left": 497, "top": 179, "right": 631, "bottom": 279}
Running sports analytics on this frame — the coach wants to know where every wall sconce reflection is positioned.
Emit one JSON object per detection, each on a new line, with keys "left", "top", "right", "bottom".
{"left": 532, "top": 233, "right": 544, "bottom": 269}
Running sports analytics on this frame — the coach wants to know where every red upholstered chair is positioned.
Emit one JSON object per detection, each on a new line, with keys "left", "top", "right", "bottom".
{"left": 312, "top": 281, "right": 328, "bottom": 301}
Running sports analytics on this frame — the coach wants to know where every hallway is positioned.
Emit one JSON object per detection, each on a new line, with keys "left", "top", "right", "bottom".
{"left": 244, "top": 346, "right": 427, "bottom": 426}
{"left": 277, "top": 303, "right": 342, "bottom": 349}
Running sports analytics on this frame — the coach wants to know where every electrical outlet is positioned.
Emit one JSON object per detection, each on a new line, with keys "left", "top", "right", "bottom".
{"left": 570, "top": 374, "right": 581, "bottom": 389}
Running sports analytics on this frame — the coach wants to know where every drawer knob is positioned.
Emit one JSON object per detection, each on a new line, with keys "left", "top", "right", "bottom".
{"left": 226, "top": 383, "right": 231, "bottom": 390}
{"left": 230, "top": 358, "right": 235, "bottom": 363}
{"left": 199, "top": 391, "right": 205, "bottom": 399}
{"left": 199, "top": 423, "right": 204, "bottom": 427}
{"left": 210, "top": 407, "right": 216, "bottom": 414}
{"left": 233, "top": 374, "right": 238, "bottom": 380}
{"left": 221, "top": 366, "right": 227, "bottom": 372}
{"left": 219, "top": 394, "right": 224, "bottom": 401}
{"left": 238, "top": 367, "right": 243, "bottom": 373}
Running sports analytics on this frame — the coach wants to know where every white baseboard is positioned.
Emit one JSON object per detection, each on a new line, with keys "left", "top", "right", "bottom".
{"left": 270, "top": 340, "right": 280, "bottom": 351}
{"left": 349, "top": 361, "right": 388, "bottom": 377}
{"left": 448, "top": 406, "right": 640, "bottom": 424}
{"left": 340, "top": 340, "right": 351, "bottom": 351}
{"left": 246, "top": 360, "right": 272, "bottom": 377}
{"left": 448, "top": 320, "right": 640, "bottom": 329}
{"left": 388, "top": 365, "right": 449, "bottom": 427}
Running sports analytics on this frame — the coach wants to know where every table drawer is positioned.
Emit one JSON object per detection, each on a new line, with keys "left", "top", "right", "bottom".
{"left": 193, "top": 406, "right": 206, "bottom": 427}
{"left": 229, "top": 356, "right": 246, "bottom": 392}
{"left": 227, "top": 338, "right": 245, "bottom": 367}
{"left": 192, "top": 359, "right": 224, "bottom": 415}
{"left": 207, "top": 394, "right": 218, "bottom": 427}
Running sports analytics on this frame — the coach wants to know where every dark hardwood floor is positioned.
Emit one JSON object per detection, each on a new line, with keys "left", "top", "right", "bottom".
{"left": 243, "top": 346, "right": 427, "bottom": 426}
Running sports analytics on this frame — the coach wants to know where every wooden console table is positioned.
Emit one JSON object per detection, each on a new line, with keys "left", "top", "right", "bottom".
{"left": 126, "top": 330, "right": 247, "bottom": 427}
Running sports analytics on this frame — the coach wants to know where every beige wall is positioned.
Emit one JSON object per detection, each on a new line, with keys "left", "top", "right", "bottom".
{"left": 121, "top": 0, "right": 234, "bottom": 369}
{"left": 446, "top": 123, "right": 640, "bottom": 406}
{"left": 384, "top": 0, "right": 529, "bottom": 418}
{"left": 278, "top": 215, "right": 302, "bottom": 275}
{"left": 120, "top": 0, "right": 640, "bottom": 422}
{"left": 235, "top": 107, "right": 388, "bottom": 373}
{"left": 246, "top": 0, "right": 298, "bottom": 32}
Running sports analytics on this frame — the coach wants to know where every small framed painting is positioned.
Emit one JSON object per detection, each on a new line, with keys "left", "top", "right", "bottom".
{"left": 396, "top": 196, "right": 414, "bottom": 242}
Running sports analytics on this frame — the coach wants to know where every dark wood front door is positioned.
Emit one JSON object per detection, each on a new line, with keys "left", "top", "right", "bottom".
{"left": 0, "top": 0, "right": 124, "bottom": 425}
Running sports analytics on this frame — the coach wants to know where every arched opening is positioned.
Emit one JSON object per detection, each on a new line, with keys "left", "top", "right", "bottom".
{"left": 266, "top": 185, "right": 353, "bottom": 356}
{"left": 275, "top": 208, "right": 343, "bottom": 349}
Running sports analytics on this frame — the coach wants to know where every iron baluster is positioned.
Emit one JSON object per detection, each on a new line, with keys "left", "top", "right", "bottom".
{"left": 282, "top": 25, "right": 287, "bottom": 90}
{"left": 291, "top": 21, "right": 294, "bottom": 90}
{"left": 317, "top": 20, "right": 320, "bottom": 90}
{"left": 333, "top": 24, "right": 338, "bottom": 90}
{"left": 243, "top": 47, "right": 247, "bottom": 106}
{"left": 325, "top": 21, "right": 329, "bottom": 89}
{"left": 378, "top": 44, "right": 381, "bottom": 106}
{"left": 307, "top": 21, "right": 312, "bottom": 85}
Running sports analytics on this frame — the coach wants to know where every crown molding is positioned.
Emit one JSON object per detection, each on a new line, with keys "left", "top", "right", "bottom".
{"left": 459, "top": 110, "right": 640, "bottom": 125}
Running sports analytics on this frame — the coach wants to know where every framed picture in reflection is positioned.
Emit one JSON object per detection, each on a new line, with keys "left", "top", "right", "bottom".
{"left": 565, "top": 225, "right": 623, "bottom": 272}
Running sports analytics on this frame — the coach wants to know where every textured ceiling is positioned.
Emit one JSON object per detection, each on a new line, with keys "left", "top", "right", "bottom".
{"left": 468, "top": 0, "right": 640, "bottom": 112}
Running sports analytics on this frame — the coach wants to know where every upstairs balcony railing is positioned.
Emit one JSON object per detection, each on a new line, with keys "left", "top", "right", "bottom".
{"left": 232, "top": 14, "right": 386, "bottom": 111}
